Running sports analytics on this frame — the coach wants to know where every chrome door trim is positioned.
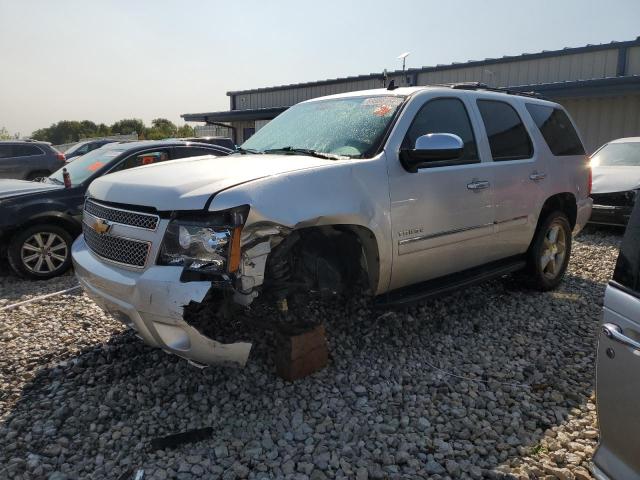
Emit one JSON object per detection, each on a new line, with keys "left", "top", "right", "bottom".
{"left": 399, "top": 222, "right": 494, "bottom": 246}
{"left": 399, "top": 215, "right": 528, "bottom": 247}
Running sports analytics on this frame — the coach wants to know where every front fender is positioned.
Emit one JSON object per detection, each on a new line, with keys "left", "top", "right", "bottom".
{"left": 209, "top": 154, "right": 392, "bottom": 295}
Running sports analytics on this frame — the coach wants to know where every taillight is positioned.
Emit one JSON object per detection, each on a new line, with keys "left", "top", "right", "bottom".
{"left": 587, "top": 164, "right": 592, "bottom": 196}
{"left": 56, "top": 153, "right": 66, "bottom": 162}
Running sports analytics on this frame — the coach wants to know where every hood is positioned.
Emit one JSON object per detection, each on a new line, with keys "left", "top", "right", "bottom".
{"left": 0, "top": 179, "right": 63, "bottom": 200}
{"left": 88, "top": 154, "right": 336, "bottom": 211}
{"left": 592, "top": 166, "right": 640, "bottom": 194}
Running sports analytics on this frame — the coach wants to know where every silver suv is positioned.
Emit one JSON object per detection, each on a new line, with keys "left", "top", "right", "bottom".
{"left": 0, "top": 140, "right": 66, "bottom": 179}
{"left": 72, "top": 84, "right": 593, "bottom": 366}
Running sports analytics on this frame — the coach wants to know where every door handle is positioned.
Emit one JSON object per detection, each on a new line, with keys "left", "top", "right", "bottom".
{"left": 602, "top": 323, "right": 640, "bottom": 350}
{"left": 529, "top": 172, "right": 547, "bottom": 181}
{"left": 467, "top": 180, "right": 490, "bottom": 191}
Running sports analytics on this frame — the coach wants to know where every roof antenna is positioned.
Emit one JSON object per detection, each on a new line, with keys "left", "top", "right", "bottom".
{"left": 387, "top": 79, "right": 398, "bottom": 91}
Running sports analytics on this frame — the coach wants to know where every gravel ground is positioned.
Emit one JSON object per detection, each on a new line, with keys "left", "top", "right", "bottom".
{"left": 0, "top": 227, "right": 623, "bottom": 480}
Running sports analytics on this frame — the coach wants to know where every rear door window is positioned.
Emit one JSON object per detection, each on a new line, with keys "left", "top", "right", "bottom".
{"left": 525, "top": 104, "right": 585, "bottom": 156}
{"left": 477, "top": 100, "right": 533, "bottom": 161}
{"left": 613, "top": 203, "right": 640, "bottom": 294}
{"left": 0, "top": 145, "right": 13, "bottom": 158}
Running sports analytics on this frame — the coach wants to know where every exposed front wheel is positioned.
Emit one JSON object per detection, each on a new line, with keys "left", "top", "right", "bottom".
{"left": 525, "top": 211, "right": 572, "bottom": 291}
{"left": 7, "top": 224, "right": 73, "bottom": 279}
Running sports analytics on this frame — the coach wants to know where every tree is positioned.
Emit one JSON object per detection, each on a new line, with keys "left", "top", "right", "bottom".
{"left": 110, "top": 118, "right": 146, "bottom": 137}
{"left": 146, "top": 118, "right": 178, "bottom": 140}
{"left": 177, "top": 124, "right": 195, "bottom": 137}
{"left": 0, "top": 126, "right": 14, "bottom": 140}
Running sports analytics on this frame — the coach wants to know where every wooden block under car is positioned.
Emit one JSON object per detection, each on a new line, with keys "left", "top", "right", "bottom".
{"left": 275, "top": 323, "right": 328, "bottom": 381}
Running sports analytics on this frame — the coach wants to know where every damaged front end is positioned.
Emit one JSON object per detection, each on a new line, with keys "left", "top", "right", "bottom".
{"left": 153, "top": 206, "right": 293, "bottom": 366}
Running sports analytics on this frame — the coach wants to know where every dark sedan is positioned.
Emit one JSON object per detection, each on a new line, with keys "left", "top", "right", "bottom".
{"left": 0, "top": 140, "right": 231, "bottom": 279}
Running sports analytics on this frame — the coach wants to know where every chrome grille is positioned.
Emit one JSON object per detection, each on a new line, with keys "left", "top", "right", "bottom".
{"left": 85, "top": 200, "right": 159, "bottom": 230}
{"left": 83, "top": 223, "right": 150, "bottom": 268}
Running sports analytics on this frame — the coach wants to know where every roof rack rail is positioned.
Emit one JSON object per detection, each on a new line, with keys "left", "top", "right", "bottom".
{"left": 448, "top": 82, "right": 544, "bottom": 99}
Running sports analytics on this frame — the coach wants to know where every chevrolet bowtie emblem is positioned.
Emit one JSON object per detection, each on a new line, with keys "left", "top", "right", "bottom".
{"left": 91, "top": 218, "right": 112, "bottom": 235}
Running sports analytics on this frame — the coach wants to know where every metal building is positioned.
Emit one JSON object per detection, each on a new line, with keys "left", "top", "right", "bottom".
{"left": 182, "top": 37, "right": 640, "bottom": 153}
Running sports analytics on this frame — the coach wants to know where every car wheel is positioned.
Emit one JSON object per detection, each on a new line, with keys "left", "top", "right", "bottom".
{"left": 525, "top": 211, "right": 572, "bottom": 291}
{"left": 25, "top": 170, "right": 51, "bottom": 181}
{"left": 7, "top": 224, "right": 73, "bottom": 279}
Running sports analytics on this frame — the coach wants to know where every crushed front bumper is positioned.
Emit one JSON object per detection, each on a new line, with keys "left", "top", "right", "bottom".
{"left": 72, "top": 236, "right": 251, "bottom": 366}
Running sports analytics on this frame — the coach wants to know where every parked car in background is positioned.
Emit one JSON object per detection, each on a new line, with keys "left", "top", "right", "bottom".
{"left": 179, "top": 136, "right": 235, "bottom": 150}
{"left": 0, "top": 140, "right": 231, "bottom": 279}
{"left": 0, "top": 140, "right": 66, "bottom": 180}
{"left": 594, "top": 199, "right": 640, "bottom": 480}
{"left": 589, "top": 137, "right": 640, "bottom": 226}
{"left": 63, "top": 139, "right": 119, "bottom": 161}
{"left": 72, "top": 84, "right": 591, "bottom": 367}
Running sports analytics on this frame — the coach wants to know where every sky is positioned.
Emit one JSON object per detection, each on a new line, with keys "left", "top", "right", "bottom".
{"left": 1, "top": 0, "right": 639, "bottom": 137}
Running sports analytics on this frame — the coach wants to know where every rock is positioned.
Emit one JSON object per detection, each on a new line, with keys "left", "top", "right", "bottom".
{"left": 0, "top": 230, "right": 618, "bottom": 480}
{"left": 425, "top": 460, "right": 445, "bottom": 475}
{"left": 353, "top": 466, "right": 368, "bottom": 480}
{"left": 416, "top": 417, "right": 431, "bottom": 431}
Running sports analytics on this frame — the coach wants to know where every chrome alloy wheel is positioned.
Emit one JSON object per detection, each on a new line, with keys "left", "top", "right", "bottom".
{"left": 540, "top": 221, "right": 567, "bottom": 279}
{"left": 20, "top": 232, "right": 68, "bottom": 274}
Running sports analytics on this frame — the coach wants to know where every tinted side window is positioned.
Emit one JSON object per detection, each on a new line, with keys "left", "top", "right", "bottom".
{"left": 526, "top": 104, "right": 585, "bottom": 156}
{"left": 171, "top": 147, "right": 218, "bottom": 160}
{"left": 116, "top": 150, "right": 170, "bottom": 171}
{"left": 12, "top": 145, "right": 43, "bottom": 157}
{"left": 403, "top": 98, "right": 478, "bottom": 162}
{"left": 477, "top": 100, "right": 533, "bottom": 161}
{"left": 0, "top": 145, "right": 13, "bottom": 158}
{"left": 613, "top": 203, "right": 640, "bottom": 293}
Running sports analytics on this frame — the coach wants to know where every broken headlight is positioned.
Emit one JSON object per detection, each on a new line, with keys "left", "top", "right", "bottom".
{"left": 158, "top": 210, "right": 245, "bottom": 272}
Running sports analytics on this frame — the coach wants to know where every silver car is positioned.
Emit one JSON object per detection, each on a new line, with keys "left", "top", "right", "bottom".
{"left": 593, "top": 201, "right": 640, "bottom": 480}
{"left": 0, "top": 140, "right": 66, "bottom": 179}
{"left": 72, "top": 85, "right": 592, "bottom": 366}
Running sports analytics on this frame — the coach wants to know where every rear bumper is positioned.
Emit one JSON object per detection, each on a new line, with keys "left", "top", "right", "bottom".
{"left": 588, "top": 204, "right": 632, "bottom": 227}
{"left": 574, "top": 197, "right": 593, "bottom": 235}
{"left": 72, "top": 236, "right": 251, "bottom": 366}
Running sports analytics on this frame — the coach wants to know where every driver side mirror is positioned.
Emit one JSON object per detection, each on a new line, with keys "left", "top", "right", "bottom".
{"left": 400, "top": 133, "right": 464, "bottom": 172}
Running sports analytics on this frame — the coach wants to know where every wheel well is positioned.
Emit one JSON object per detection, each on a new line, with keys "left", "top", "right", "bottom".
{"left": 19, "top": 215, "right": 81, "bottom": 239}
{"left": 538, "top": 193, "right": 577, "bottom": 229}
{"left": 262, "top": 225, "right": 380, "bottom": 299}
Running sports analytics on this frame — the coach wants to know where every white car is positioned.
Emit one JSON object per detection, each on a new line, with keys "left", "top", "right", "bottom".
{"left": 590, "top": 137, "right": 640, "bottom": 226}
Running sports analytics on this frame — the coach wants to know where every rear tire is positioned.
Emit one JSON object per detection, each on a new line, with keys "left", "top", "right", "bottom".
{"left": 7, "top": 224, "right": 73, "bottom": 279}
{"left": 524, "top": 211, "right": 572, "bottom": 291}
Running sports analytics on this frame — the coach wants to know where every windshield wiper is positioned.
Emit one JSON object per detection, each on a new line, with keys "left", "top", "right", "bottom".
{"left": 234, "top": 147, "right": 262, "bottom": 155}
{"left": 46, "top": 177, "right": 64, "bottom": 185}
{"left": 263, "top": 147, "right": 346, "bottom": 160}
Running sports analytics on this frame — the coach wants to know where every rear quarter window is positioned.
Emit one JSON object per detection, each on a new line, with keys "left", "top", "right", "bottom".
{"left": 13, "top": 145, "right": 44, "bottom": 157}
{"left": 613, "top": 202, "right": 640, "bottom": 293}
{"left": 526, "top": 104, "right": 585, "bottom": 156}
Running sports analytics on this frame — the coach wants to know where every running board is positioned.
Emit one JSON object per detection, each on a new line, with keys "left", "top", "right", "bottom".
{"left": 375, "top": 256, "right": 526, "bottom": 308}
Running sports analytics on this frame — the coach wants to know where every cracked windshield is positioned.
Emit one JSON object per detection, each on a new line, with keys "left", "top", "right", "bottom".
{"left": 241, "top": 96, "right": 404, "bottom": 158}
